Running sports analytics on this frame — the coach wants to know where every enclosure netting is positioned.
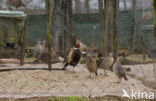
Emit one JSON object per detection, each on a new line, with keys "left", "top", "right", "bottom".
{"left": 22, "top": 0, "right": 156, "bottom": 84}
{"left": 22, "top": 0, "right": 154, "bottom": 51}
{"left": 0, "top": 0, "right": 155, "bottom": 93}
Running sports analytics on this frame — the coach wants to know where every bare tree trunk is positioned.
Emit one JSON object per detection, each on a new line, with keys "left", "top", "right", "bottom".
{"left": 68, "top": 0, "right": 73, "bottom": 49}
{"left": 60, "top": 0, "right": 65, "bottom": 56}
{"left": 131, "top": 0, "right": 136, "bottom": 53}
{"left": 154, "top": 64, "right": 156, "bottom": 80}
{"left": 63, "top": 0, "right": 68, "bottom": 56}
{"left": 60, "top": 0, "right": 72, "bottom": 57}
{"left": 153, "top": 0, "right": 156, "bottom": 81}
{"left": 19, "top": 20, "right": 26, "bottom": 66}
{"left": 123, "top": 0, "right": 127, "bottom": 11}
{"left": 52, "top": 0, "right": 61, "bottom": 53}
{"left": 98, "top": 0, "right": 105, "bottom": 54}
{"left": 153, "top": 0, "right": 156, "bottom": 43}
{"left": 46, "top": 0, "right": 53, "bottom": 71}
{"left": 113, "top": 0, "right": 119, "bottom": 61}
{"left": 0, "top": 4, "right": 2, "bottom": 10}
{"left": 108, "top": 0, "right": 114, "bottom": 53}
{"left": 75, "top": 0, "right": 81, "bottom": 13}
{"left": 0, "top": 22, "right": 3, "bottom": 58}
{"left": 85, "top": 0, "right": 90, "bottom": 13}
{"left": 104, "top": 0, "right": 109, "bottom": 55}
{"left": 66, "top": 0, "right": 73, "bottom": 54}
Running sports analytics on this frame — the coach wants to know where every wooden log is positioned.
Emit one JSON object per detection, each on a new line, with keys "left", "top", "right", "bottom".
{"left": 0, "top": 59, "right": 20, "bottom": 64}
{"left": 0, "top": 67, "right": 63, "bottom": 72}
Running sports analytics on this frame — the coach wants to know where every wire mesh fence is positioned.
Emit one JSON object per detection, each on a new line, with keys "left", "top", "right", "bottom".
{"left": 0, "top": 0, "right": 156, "bottom": 99}
{"left": 0, "top": 0, "right": 154, "bottom": 52}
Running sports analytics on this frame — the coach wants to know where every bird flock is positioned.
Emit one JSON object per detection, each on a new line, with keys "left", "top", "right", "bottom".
{"left": 32, "top": 37, "right": 128, "bottom": 83}
{"left": 62, "top": 38, "right": 128, "bottom": 83}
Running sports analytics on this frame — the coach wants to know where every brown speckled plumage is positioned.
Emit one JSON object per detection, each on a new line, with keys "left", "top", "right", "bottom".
{"left": 85, "top": 54, "right": 98, "bottom": 77}
{"left": 113, "top": 58, "right": 128, "bottom": 83}
{"left": 96, "top": 53, "right": 114, "bottom": 76}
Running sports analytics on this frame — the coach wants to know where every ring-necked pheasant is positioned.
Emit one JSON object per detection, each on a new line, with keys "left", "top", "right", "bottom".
{"left": 96, "top": 53, "right": 114, "bottom": 76}
{"left": 113, "top": 58, "right": 128, "bottom": 83}
{"left": 62, "top": 38, "right": 81, "bottom": 72}
{"left": 85, "top": 53, "right": 98, "bottom": 78}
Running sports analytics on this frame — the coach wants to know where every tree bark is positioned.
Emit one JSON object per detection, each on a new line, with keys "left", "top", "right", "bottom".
{"left": 63, "top": 0, "right": 68, "bottom": 56}
{"left": 85, "top": 0, "right": 90, "bottom": 13}
{"left": 52, "top": 0, "right": 72, "bottom": 57}
{"left": 19, "top": 20, "right": 26, "bottom": 66}
{"left": 113, "top": 0, "right": 119, "bottom": 61}
{"left": 46, "top": 0, "right": 53, "bottom": 71}
{"left": 75, "top": 0, "right": 81, "bottom": 13}
{"left": 60, "top": 0, "right": 72, "bottom": 57}
{"left": 68, "top": 0, "right": 73, "bottom": 49}
{"left": 123, "top": 0, "right": 127, "bottom": 11}
{"left": 52, "top": 0, "right": 61, "bottom": 54}
{"left": 131, "top": 0, "right": 136, "bottom": 53}
{"left": 98, "top": 0, "right": 105, "bottom": 54}
{"left": 104, "top": 0, "right": 109, "bottom": 55}
{"left": 153, "top": 0, "right": 156, "bottom": 43}
{"left": 108, "top": 0, "right": 114, "bottom": 53}
{"left": 153, "top": 0, "right": 156, "bottom": 81}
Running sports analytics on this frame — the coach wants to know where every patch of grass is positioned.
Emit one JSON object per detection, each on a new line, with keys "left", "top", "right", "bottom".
{"left": 122, "top": 54, "right": 156, "bottom": 65}
{"left": 127, "top": 55, "right": 152, "bottom": 63}
{"left": 47, "top": 96, "right": 146, "bottom": 101}
{"left": 48, "top": 96, "right": 85, "bottom": 101}
{"left": 0, "top": 96, "right": 152, "bottom": 101}
{"left": 25, "top": 57, "right": 36, "bottom": 63}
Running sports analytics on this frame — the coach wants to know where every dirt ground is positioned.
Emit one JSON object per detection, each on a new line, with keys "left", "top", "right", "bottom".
{"left": 0, "top": 63, "right": 155, "bottom": 99}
